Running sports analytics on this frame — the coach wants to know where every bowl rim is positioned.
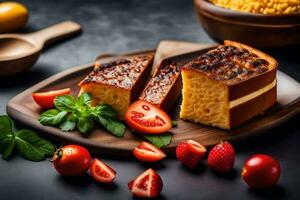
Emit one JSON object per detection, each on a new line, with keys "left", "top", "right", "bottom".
{"left": 195, "top": 0, "right": 300, "bottom": 20}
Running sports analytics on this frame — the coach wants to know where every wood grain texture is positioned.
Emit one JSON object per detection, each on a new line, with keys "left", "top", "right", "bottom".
{"left": 6, "top": 49, "right": 300, "bottom": 156}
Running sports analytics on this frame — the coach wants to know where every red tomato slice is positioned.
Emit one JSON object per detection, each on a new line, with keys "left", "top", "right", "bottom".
{"left": 32, "top": 88, "right": 71, "bottom": 109}
{"left": 128, "top": 168, "right": 163, "bottom": 198}
{"left": 125, "top": 100, "right": 172, "bottom": 134}
{"left": 90, "top": 159, "right": 116, "bottom": 183}
{"left": 133, "top": 142, "right": 166, "bottom": 162}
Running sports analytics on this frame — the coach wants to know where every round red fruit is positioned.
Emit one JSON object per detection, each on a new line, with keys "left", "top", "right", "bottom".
{"left": 207, "top": 141, "right": 235, "bottom": 173}
{"left": 242, "top": 154, "right": 281, "bottom": 188}
{"left": 52, "top": 145, "right": 91, "bottom": 176}
{"left": 176, "top": 140, "right": 207, "bottom": 169}
{"left": 90, "top": 159, "right": 116, "bottom": 183}
{"left": 125, "top": 100, "right": 172, "bottom": 134}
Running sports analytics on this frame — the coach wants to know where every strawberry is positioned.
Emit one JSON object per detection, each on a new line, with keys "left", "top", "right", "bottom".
{"left": 207, "top": 141, "right": 235, "bottom": 173}
{"left": 176, "top": 140, "right": 207, "bottom": 169}
{"left": 128, "top": 168, "right": 163, "bottom": 198}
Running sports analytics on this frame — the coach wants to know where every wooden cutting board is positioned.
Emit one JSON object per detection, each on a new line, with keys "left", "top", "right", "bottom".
{"left": 6, "top": 44, "right": 300, "bottom": 156}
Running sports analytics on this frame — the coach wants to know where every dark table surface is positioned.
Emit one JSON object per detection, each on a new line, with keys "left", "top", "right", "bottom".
{"left": 0, "top": 0, "right": 299, "bottom": 200}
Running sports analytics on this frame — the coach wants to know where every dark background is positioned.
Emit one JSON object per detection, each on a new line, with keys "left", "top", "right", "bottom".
{"left": 0, "top": 0, "right": 299, "bottom": 199}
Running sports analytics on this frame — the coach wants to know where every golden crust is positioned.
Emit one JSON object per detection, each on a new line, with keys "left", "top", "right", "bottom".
{"left": 79, "top": 54, "right": 153, "bottom": 90}
{"left": 224, "top": 40, "right": 278, "bottom": 71}
{"left": 183, "top": 41, "right": 277, "bottom": 86}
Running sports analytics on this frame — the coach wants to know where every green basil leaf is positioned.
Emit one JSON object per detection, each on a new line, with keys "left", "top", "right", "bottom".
{"left": 0, "top": 115, "right": 13, "bottom": 133}
{"left": 60, "top": 120, "right": 76, "bottom": 132}
{"left": 15, "top": 129, "right": 55, "bottom": 161}
{"left": 59, "top": 114, "right": 77, "bottom": 132}
{"left": 0, "top": 134, "right": 15, "bottom": 159}
{"left": 76, "top": 92, "right": 92, "bottom": 106}
{"left": 92, "top": 104, "right": 117, "bottom": 119}
{"left": 39, "top": 109, "right": 68, "bottom": 126}
{"left": 143, "top": 134, "right": 172, "bottom": 148}
{"left": 77, "top": 117, "right": 94, "bottom": 134}
{"left": 0, "top": 116, "right": 15, "bottom": 159}
{"left": 95, "top": 116, "right": 125, "bottom": 137}
{"left": 54, "top": 95, "right": 76, "bottom": 111}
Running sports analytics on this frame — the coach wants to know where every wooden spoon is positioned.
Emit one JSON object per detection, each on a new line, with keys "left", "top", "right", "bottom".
{"left": 0, "top": 21, "right": 81, "bottom": 76}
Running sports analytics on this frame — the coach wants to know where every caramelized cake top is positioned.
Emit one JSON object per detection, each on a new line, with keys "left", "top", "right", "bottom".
{"left": 140, "top": 60, "right": 180, "bottom": 104}
{"left": 183, "top": 44, "right": 272, "bottom": 84}
{"left": 80, "top": 55, "right": 153, "bottom": 89}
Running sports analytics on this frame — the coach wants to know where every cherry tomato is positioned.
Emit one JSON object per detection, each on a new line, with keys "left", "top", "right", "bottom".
{"left": 52, "top": 145, "right": 91, "bottom": 176}
{"left": 242, "top": 154, "right": 281, "bottom": 188}
{"left": 128, "top": 168, "right": 163, "bottom": 198}
{"left": 133, "top": 142, "right": 166, "bottom": 162}
{"left": 90, "top": 159, "right": 116, "bottom": 183}
{"left": 32, "top": 88, "right": 71, "bottom": 109}
{"left": 125, "top": 100, "right": 172, "bottom": 134}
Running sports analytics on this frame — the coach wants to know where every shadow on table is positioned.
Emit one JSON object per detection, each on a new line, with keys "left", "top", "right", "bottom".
{"left": 57, "top": 173, "right": 119, "bottom": 192}
{"left": 269, "top": 46, "right": 300, "bottom": 82}
{"left": 247, "top": 185, "right": 287, "bottom": 200}
{"left": 0, "top": 64, "right": 53, "bottom": 90}
{"left": 139, "top": 161, "right": 167, "bottom": 170}
{"left": 234, "top": 114, "right": 300, "bottom": 153}
{"left": 94, "top": 181, "right": 119, "bottom": 191}
{"left": 132, "top": 194, "right": 166, "bottom": 200}
{"left": 210, "top": 168, "right": 238, "bottom": 180}
{"left": 57, "top": 173, "right": 92, "bottom": 187}
{"left": 179, "top": 162, "right": 207, "bottom": 175}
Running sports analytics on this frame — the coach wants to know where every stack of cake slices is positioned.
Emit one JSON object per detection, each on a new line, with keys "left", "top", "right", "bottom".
{"left": 79, "top": 40, "right": 277, "bottom": 129}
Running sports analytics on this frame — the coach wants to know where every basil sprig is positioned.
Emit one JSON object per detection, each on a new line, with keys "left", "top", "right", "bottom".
{"left": 0, "top": 115, "right": 54, "bottom": 161}
{"left": 39, "top": 93, "right": 126, "bottom": 137}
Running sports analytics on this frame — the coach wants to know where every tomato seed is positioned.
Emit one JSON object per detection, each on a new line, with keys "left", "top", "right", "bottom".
{"left": 142, "top": 104, "right": 150, "bottom": 111}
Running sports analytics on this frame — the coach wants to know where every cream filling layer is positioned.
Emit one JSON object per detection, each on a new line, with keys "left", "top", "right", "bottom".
{"left": 229, "top": 79, "right": 277, "bottom": 109}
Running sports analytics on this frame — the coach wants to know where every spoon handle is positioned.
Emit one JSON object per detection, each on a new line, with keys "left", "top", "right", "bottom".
{"left": 25, "top": 21, "right": 81, "bottom": 47}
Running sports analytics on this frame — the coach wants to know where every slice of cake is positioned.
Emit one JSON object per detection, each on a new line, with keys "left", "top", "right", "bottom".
{"left": 180, "top": 40, "right": 277, "bottom": 129}
{"left": 79, "top": 54, "right": 153, "bottom": 119}
{"left": 139, "top": 59, "right": 182, "bottom": 111}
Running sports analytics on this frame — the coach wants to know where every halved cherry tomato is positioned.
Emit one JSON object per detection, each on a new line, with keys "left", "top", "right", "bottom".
{"left": 32, "top": 88, "right": 71, "bottom": 109}
{"left": 52, "top": 145, "right": 91, "bottom": 176}
{"left": 128, "top": 168, "right": 163, "bottom": 198}
{"left": 133, "top": 142, "right": 166, "bottom": 162}
{"left": 90, "top": 159, "right": 116, "bottom": 183}
{"left": 125, "top": 100, "right": 172, "bottom": 134}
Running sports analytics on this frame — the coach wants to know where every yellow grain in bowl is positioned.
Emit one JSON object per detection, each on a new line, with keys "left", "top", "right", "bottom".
{"left": 209, "top": 0, "right": 300, "bottom": 14}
